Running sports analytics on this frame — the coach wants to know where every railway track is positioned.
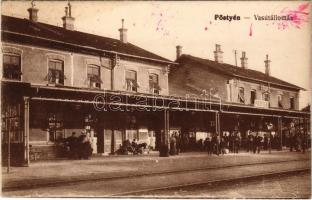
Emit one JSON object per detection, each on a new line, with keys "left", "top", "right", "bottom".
{"left": 3, "top": 158, "right": 309, "bottom": 192}
{"left": 3, "top": 158, "right": 310, "bottom": 197}
{"left": 118, "top": 167, "right": 310, "bottom": 196}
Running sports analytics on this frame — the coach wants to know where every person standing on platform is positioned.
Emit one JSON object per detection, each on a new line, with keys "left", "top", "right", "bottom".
{"left": 77, "top": 132, "right": 92, "bottom": 159}
{"left": 233, "top": 131, "right": 240, "bottom": 154}
{"left": 254, "top": 132, "right": 262, "bottom": 154}
{"left": 169, "top": 135, "right": 177, "bottom": 155}
{"left": 247, "top": 131, "right": 254, "bottom": 153}
{"left": 175, "top": 133, "right": 181, "bottom": 155}
{"left": 267, "top": 133, "right": 272, "bottom": 154}
{"left": 220, "top": 137, "right": 226, "bottom": 155}
{"left": 223, "top": 132, "right": 229, "bottom": 153}
{"left": 212, "top": 134, "right": 219, "bottom": 155}
{"left": 289, "top": 122, "right": 296, "bottom": 152}
{"left": 216, "top": 134, "right": 221, "bottom": 155}
{"left": 182, "top": 135, "right": 189, "bottom": 152}
{"left": 83, "top": 132, "right": 93, "bottom": 159}
{"left": 229, "top": 132, "right": 235, "bottom": 153}
{"left": 205, "top": 137, "right": 212, "bottom": 155}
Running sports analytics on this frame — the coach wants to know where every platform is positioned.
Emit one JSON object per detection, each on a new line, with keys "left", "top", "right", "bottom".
{"left": 2, "top": 150, "right": 310, "bottom": 193}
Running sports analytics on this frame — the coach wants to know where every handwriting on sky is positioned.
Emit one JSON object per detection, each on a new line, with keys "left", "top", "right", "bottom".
{"left": 277, "top": 3, "right": 310, "bottom": 30}
{"left": 206, "top": 3, "right": 309, "bottom": 36}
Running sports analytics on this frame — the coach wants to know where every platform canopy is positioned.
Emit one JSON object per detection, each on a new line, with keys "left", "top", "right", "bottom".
{"left": 2, "top": 80, "right": 310, "bottom": 119}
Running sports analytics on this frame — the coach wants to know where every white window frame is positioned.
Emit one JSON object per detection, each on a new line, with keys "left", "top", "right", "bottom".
{"left": 87, "top": 64, "right": 102, "bottom": 89}
{"left": 125, "top": 70, "right": 138, "bottom": 92}
{"left": 47, "top": 59, "right": 65, "bottom": 85}
{"left": 289, "top": 96, "right": 295, "bottom": 109}
{"left": 149, "top": 73, "right": 160, "bottom": 94}
{"left": 238, "top": 87, "right": 245, "bottom": 103}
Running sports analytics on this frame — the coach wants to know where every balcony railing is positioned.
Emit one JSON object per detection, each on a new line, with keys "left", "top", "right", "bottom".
{"left": 254, "top": 99, "right": 269, "bottom": 108}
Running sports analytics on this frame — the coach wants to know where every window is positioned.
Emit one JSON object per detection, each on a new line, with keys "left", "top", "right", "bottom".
{"left": 278, "top": 95, "right": 283, "bottom": 108}
{"left": 238, "top": 87, "right": 245, "bottom": 103}
{"left": 263, "top": 92, "right": 270, "bottom": 101}
{"left": 149, "top": 73, "right": 160, "bottom": 94}
{"left": 126, "top": 70, "right": 138, "bottom": 92}
{"left": 126, "top": 129, "right": 139, "bottom": 141}
{"left": 47, "top": 113, "right": 64, "bottom": 142}
{"left": 250, "top": 90, "right": 256, "bottom": 105}
{"left": 48, "top": 60, "right": 65, "bottom": 85}
{"left": 2, "top": 104, "right": 22, "bottom": 143}
{"left": 290, "top": 97, "right": 295, "bottom": 109}
{"left": 87, "top": 65, "right": 101, "bottom": 89}
{"left": 3, "top": 54, "right": 21, "bottom": 80}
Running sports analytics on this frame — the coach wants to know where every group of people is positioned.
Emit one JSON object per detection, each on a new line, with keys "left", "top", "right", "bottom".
{"left": 245, "top": 132, "right": 266, "bottom": 154}
{"left": 118, "top": 139, "right": 148, "bottom": 155}
{"left": 203, "top": 132, "right": 244, "bottom": 156}
{"left": 64, "top": 132, "right": 93, "bottom": 159}
{"left": 287, "top": 127, "right": 309, "bottom": 153}
{"left": 169, "top": 132, "right": 181, "bottom": 155}
{"left": 204, "top": 135, "right": 224, "bottom": 155}
{"left": 169, "top": 131, "right": 262, "bottom": 156}
{"left": 201, "top": 130, "right": 309, "bottom": 156}
{"left": 64, "top": 125, "right": 309, "bottom": 159}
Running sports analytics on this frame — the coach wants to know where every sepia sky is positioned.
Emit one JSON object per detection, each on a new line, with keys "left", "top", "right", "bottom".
{"left": 2, "top": 1, "right": 311, "bottom": 109}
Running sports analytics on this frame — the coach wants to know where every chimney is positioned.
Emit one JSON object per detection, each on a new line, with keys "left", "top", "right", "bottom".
{"left": 176, "top": 45, "right": 182, "bottom": 60}
{"left": 240, "top": 51, "right": 248, "bottom": 69}
{"left": 27, "top": 0, "right": 39, "bottom": 22}
{"left": 264, "top": 54, "right": 271, "bottom": 76}
{"left": 119, "top": 19, "right": 128, "bottom": 43}
{"left": 62, "top": 2, "right": 75, "bottom": 31}
{"left": 213, "top": 44, "right": 223, "bottom": 63}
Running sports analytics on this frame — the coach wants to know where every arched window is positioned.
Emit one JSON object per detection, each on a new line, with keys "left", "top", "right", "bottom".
{"left": 3, "top": 53, "right": 22, "bottom": 80}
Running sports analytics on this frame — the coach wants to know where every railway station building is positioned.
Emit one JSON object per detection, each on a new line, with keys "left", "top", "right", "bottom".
{"left": 1, "top": 3, "right": 310, "bottom": 166}
{"left": 169, "top": 45, "right": 310, "bottom": 150}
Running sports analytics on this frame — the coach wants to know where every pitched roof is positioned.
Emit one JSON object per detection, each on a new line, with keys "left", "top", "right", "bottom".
{"left": 1, "top": 15, "right": 173, "bottom": 64}
{"left": 175, "top": 54, "right": 303, "bottom": 91}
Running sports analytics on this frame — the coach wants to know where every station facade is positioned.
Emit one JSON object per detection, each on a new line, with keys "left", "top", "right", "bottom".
{"left": 169, "top": 46, "right": 310, "bottom": 147}
{"left": 1, "top": 4, "right": 310, "bottom": 166}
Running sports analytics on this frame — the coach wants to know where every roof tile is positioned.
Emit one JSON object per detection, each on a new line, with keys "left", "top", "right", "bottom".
{"left": 176, "top": 54, "right": 303, "bottom": 90}
{"left": 1, "top": 15, "right": 172, "bottom": 63}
